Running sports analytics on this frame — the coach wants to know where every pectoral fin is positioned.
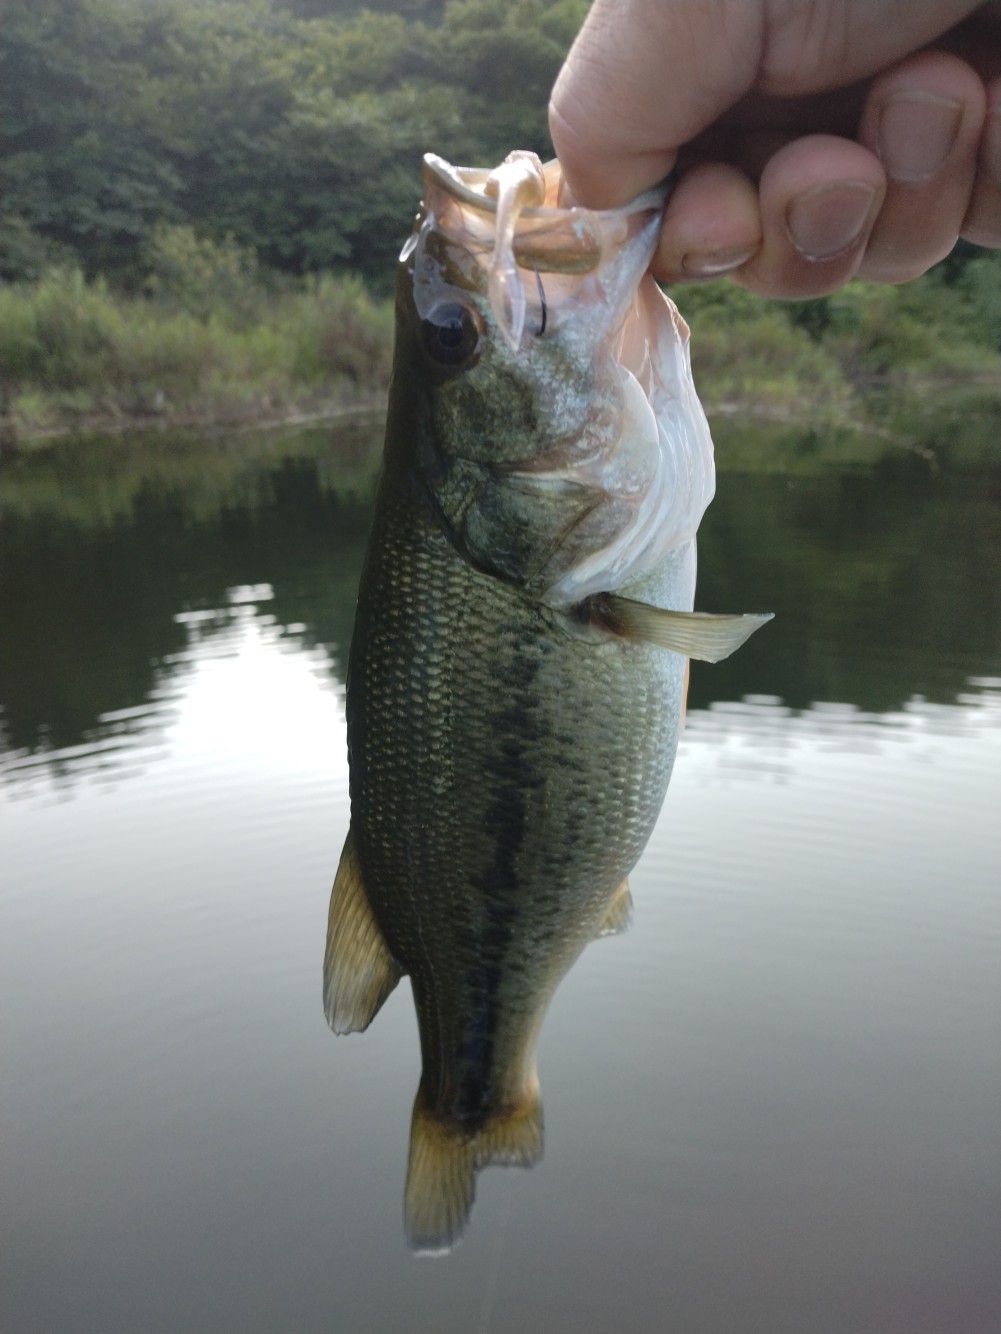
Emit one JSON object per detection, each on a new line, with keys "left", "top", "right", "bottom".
{"left": 599, "top": 595, "right": 773, "bottom": 663}
{"left": 596, "top": 879, "right": 633, "bottom": 938}
{"left": 323, "top": 828, "right": 402, "bottom": 1035}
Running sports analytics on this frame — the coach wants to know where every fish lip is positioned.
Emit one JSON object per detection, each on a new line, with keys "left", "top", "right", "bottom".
{"left": 422, "top": 152, "right": 669, "bottom": 224}
{"left": 410, "top": 154, "right": 673, "bottom": 341}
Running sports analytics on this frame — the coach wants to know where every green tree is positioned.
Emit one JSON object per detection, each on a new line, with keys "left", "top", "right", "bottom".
{"left": 0, "top": 0, "right": 591, "bottom": 286}
{"left": 0, "top": 0, "right": 184, "bottom": 281}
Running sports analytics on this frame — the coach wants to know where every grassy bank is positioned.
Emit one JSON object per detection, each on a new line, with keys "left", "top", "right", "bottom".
{"left": 1, "top": 228, "right": 997, "bottom": 444}
{"left": 0, "top": 228, "right": 393, "bottom": 441}
{"left": 682, "top": 253, "right": 1001, "bottom": 425}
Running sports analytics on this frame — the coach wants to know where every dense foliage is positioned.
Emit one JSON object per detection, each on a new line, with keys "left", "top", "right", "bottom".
{"left": 0, "top": 246, "right": 393, "bottom": 434}
{"left": 1, "top": 0, "right": 585, "bottom": 289}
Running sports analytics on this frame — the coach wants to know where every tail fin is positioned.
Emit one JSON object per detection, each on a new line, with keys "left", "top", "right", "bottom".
{"left": 404, "top": 1083, "right": 544, "bottom": 1254}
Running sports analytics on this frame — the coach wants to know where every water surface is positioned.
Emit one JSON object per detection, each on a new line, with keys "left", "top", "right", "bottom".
{"left": 2, "top": 423, "right": 999, "bottom": 1333}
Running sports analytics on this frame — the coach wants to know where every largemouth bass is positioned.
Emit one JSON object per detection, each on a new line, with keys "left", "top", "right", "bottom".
{"left": 323, "top": 151, "right": 771, "bottom": 1252}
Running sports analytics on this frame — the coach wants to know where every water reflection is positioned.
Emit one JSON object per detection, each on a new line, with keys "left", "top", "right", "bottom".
{"left": 1, "top": 584, "right": 346, "bottom": 803}
{"left": 0, "top": 425, "right": 377, "bottom": 793}
{"left": 2, "top": 427, "right": 1000, "bottom": 1328}
{"left": 2, "top": 432, "right": 1000, "bottom": 795}
{"left": 687, "top": 681, "right": 1001, "bottom": 770}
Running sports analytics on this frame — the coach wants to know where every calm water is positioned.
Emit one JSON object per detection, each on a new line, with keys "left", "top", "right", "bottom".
{"left": 2, "top": 423, "right": 999, "bottom": 1334}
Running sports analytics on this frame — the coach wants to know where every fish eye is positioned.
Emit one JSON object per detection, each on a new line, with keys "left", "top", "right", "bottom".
{"left": 421, "top": 301, "right": 483, "bottom": 370}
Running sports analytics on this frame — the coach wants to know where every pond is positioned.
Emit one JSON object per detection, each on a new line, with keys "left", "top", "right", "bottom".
{"left": 2, "top": 419, "right": 999, "bottom": 1333}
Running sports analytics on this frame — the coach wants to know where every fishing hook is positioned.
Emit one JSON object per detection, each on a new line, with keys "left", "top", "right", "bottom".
{"left": 534, "top": 267, "right": 547, "bottom": 338}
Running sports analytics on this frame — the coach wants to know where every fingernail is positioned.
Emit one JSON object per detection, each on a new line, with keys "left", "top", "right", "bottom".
{"left": 681, "top": 246, "right": 757, "bottom": 277}
{"left": 878, "top": 91, "right": 962, "bottom": 182}
{"left": 786, "top": 182, "right": 878, "bottom": 261}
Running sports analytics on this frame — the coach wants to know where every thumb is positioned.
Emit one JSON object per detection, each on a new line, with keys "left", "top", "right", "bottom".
{"left": 549, "top": 0, "right": 762, "bottom": 209}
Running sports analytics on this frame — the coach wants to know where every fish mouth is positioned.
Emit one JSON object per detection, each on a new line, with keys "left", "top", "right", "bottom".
{"left": 403, "top": 152, "right": 715, "bottom": 604}
{"left": 408, "top": 152, "right": 669, "bottom": 353}
{"left": 421, "top": 153, "right": 668, "bottom": 245}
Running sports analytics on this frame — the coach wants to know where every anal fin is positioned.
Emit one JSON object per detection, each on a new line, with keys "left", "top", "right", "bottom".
{"left": 596, "top": 878, "right": 633, "bottom": 938}
{"left": 323, "top": 828, "right": 401, "bottom": 1035}
{"left": 404, "top": 1081, "right": 544, "bottom": 1255}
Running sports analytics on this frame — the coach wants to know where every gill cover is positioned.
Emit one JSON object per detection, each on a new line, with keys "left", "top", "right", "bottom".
{"left": 402, "top": 151, "right": 717, "bottom": 607}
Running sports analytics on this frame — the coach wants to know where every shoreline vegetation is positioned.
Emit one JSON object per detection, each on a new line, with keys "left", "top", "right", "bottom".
{"left": 0, "top": 228, "right": 395, "bottom": 445}
{"left": 1, "top": 0, "right": 997, "bottom": 455}
{"left": 1, "top": 233, "right": 998, "bottom": 451}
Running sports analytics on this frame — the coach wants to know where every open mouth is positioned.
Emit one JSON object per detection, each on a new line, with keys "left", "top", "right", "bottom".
{"left": 414, "top": 152, "right": 668, "bottom": 353}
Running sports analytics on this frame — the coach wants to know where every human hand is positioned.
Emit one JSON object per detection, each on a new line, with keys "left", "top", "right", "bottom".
{"left": 549, "top": 0, "right": 1001, "bottom": 298}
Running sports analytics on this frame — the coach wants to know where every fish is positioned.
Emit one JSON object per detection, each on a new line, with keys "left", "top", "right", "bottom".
{"left": 323, "top": 150, "right": 771, "bottom": 1252}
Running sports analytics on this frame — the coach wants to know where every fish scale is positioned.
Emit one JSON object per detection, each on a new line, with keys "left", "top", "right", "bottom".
{"left": 353, "top": 482, "right": 686, "bottom": 962}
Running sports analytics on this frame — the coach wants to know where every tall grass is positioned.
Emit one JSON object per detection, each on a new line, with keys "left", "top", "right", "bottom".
{"left": 684, "top": 299, "right": 856, "bottom": 424}
{"left": 1, "top": 226, "right": 998, "bottom": 442}
{"left": 679, "top": 255, "right": 1001, "bottom": 420}
{"left": 0, "top": 232, "right": 394, "bottom": 436}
